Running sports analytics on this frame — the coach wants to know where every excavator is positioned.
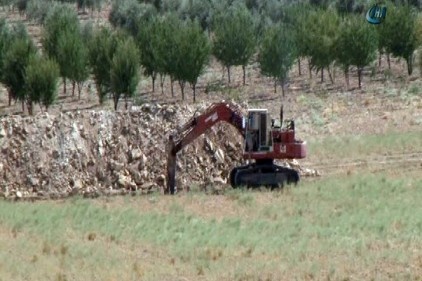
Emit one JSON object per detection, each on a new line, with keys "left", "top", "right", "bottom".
{"left": 166, "top": 102, "right": 307, "bottom": 194}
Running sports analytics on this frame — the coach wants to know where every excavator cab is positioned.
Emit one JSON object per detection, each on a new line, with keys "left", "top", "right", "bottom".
{"left": 244, "top": 109, "right": 272, "bottom": 152}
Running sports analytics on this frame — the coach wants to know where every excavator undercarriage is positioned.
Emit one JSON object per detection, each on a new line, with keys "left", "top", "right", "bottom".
{"left": 230, "top": 159, "right": 300, "bottom": 189}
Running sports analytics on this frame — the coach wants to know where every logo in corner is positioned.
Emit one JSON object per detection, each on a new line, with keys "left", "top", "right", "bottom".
{"left": 366, "top": 4, "right": 387, "bottom": 25}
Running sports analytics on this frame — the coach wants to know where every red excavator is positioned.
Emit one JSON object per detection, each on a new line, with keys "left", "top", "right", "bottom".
{"left": 166, "top": 102, "right": 307, "bottom": 194}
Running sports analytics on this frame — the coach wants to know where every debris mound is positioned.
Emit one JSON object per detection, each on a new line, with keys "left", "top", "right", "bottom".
{"left": 0, "top": 102, "right": 317, "bottom": 199}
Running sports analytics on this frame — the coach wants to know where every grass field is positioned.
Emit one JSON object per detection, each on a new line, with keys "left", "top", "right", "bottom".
{"left": 0, "top": 131, "right": 421, "bottom": 281}
{"left": 0, "top": 169, "right": 421, "bottom": 281}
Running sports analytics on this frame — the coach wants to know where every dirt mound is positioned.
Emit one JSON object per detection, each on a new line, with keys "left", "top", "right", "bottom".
{"left": 0, "top": 102, "right": 315, "bottom": 199}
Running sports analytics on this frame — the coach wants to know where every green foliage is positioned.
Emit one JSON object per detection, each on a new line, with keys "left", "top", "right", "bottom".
{"left": 57, "top": 28, "right": 89, "bottom": 93}
{"left": 136, "top": 16, "right": 160, "bottom": 91}
{"left": 212, "top": 6, "right": 257, "bottom": 85}
{"left": 110, "top": 37, "right": 140, "bottom": 110}
{"left": 77, "top": 0, "right": 103, "bottom": 12}
{"left": 2, "top": 27, "right": 37, "bottom": 107}
{"left": 43, "top": 4, "right": 85, "bottom": 95}
{"left": 179, "top": 0, "right": 213, "bottom": 31}
{"left": 335, "top": 0, "right": 365, "bottom": 14}
{"left": 0, "top": 18, "right": 12, "bottom": 75}
{"left": 109, "top": 0, "right": 157, "bottom": 36}
{"left": 138, "top": 14, "right": 210, "bottom": 99}
{"left": 258, "top": 24, "right": 296, "bottom": 95}
{"left": 26, "top": 0, "right": 58, "bottom": 24}
{"left": 15, "top": 0, "right": 28, "bottom": 13}
{"left": 42, "top": 3, "right": 79, "bottom": 60}
{"left": 25, "top": 55, "right": 60, "bottom": 110}
{"left": 292, "top": 5, "right": 313, "bottom": 59}
{"left": 173, "top": 20, "right": 211, "bottom": 101}
{"left": 88, "top": 27, "right": 119, "bottom": 104}
{"left": 335, "top": 16, "right": 377, "bottom": 88}
{"left": 146, "top": 14, "right": 182, "bottom": 94}
{"left": 160, "top": 0, "right": 182, "bottom": 13}
{"left": 380, "top": 4, "right": 418, "bottom": 75}
{"left": 305, "top": 8, "right": 340, "bottom": 81}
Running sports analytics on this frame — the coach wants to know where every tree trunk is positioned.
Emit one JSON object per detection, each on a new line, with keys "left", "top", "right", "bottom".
{"left": 179, "top": 81, "right": 185, "bottom": 100}
{"left": 274, "top": 79, "right": 277, "bottom": 94}
{"left": 358, "top": 67, "right": 362, "bottom": 89}
{"left": 27, "top": 100, "right": 33, "bottom": 115}
{"left": 72, "top": 81, "right": 76, "bottom": 96}
{"left": 21, "top": 99, "right": 25, "bottom": 113}
{"left": 77, "top": 82, "right": 83, "bottom": 100}
{"left": 113, "top": 93, "right": 120, "bottom": 111}
{"left": 321, "top": 68, "right": 324, "bottom": 83}
{"left": 151, "top": 73, "right": 156, "bottom": 92}
{"left": 378, "top": 52, "right": 382, "bottom": 68}
{"left": 192, "top": 83, "right": 196, "bottom": 103}
{"left": 327, "top": 67, "right": 334, "bottom": 84}
{"left": 281, "top": 79, "right": 285, "bottom": 97}
{"left": 344, "top": 67, "right": 349, "bottom": 90}
{"left": 170, "top": 77, "right": 174, "bottom": 97}
{"left": 242, "top": 65, "right": 246, "bottom": 86}
{"left": 298, "top": 58, "right": 301, "bottom": 76}
{"left": 8, "top": 91, "right": 12, "bottom": 106}
{"left": 227, "top": 66, "right": 231, "bottom": 84}
{"left": 406, "top": 54, "right": 413, "bottom": 75}
{"left": 160, "top": 73, "right": 165, "bottom": 95}
{"left": 308, "top": 59, "right": 312, "bottom": 79}
{"left": 63, "top": 77, "right": 66, "bottom": 95}
{"left": 96, "top": 83, "right": 104, "bottom": 105}
{"left": 387, "top": 53, "right": 391, "bottom": 69}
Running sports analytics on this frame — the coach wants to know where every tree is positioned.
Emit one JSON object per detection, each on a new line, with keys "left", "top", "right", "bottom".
{"left": 136, "top": 18, "right": 157, "bottom": 92}
{"left": 173, "top": 20, "right": 211, "bottom": 102}
{"left": 287, "top": 3, "right": 313, "bottom": 76}
{"left": 335, "top": 16, "right": 378, "bottom": 89}
{"left": 109, "top": 0, "right": 156, "bottom": 37}
{"left": 381, "top": 4, "right": 418, "bottom": 75}
{"left": 0, "top": 19, "right": 12, "bottom": 105}
{"left": 15, "top": 0, "right": 29, "bottom": 15}
{"left": 88, "top": 27, "right": 119, "bottom": 104}
{"left": 303, "top": 8, "right": 340, "bottom": 83}
{"left": 42, "top": 4, "right": 80, "bottom": 94}
{"left": 258, "top": 24, "right": 296, "bottom": 96}
{"left": 26, "top": 0, "right": 58, "bottom": 24}
{"left": 56, "top": 29, "right": 90, "bottom": 99}
{"left": 179, "top": 0, "right": 213, "bottom": 32}
{"left": 212, "top": 6, "right": 257, "bottom": 85}
{"left": 25, "top": 55, "right": 60, "bottom": 113}
{"left": 110, "top": 37, "right": 140, "bottom": 110}
{"left": 146, "top": 14, "right": 183, "bottom": 96}
{"left": 77, "top": 0, "right": 103, "bottom": 14}
{"left": 2, "top": 27, "right": 37, "bottom": 112}
{"left": 176, "top": 21, "right": 211, "bottom": 102}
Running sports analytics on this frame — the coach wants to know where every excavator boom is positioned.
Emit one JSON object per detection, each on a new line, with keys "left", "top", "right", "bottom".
{"left": 166, "top": 102, "right": 244, "bottom": 194}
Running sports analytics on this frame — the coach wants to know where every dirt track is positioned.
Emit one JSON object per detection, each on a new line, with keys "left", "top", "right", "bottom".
{"left": 304, "top": 151, "right": 422, "bottom": 177}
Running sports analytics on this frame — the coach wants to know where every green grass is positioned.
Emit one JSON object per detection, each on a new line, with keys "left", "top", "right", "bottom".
{"left": 0, "top": 172, "right": 421, "bottom": 281}
{"left": 307, "top": 131, "right": 422, "bottom": 162}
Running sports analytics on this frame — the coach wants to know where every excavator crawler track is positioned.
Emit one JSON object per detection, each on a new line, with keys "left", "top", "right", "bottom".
{"left": 230, "top": 163, "right": 300, "bottom": 189}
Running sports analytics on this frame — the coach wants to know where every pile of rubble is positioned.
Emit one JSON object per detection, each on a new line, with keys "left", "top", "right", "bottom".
{"left": 0, "top": 102, "right": 318, "bottom": 199}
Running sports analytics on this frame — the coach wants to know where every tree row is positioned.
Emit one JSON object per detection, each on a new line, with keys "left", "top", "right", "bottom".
{"left": 0, "top": 1, "right": 421, "bottom": 114}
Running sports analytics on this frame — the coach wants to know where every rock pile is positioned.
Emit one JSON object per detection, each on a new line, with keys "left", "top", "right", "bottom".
{"left": 0, "top": 102, "right": 317, "bottom": 199}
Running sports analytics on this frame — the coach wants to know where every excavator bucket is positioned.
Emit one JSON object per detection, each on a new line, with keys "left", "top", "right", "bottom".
{"left": 166, "top": 135, "right": 176, "bottom": 194}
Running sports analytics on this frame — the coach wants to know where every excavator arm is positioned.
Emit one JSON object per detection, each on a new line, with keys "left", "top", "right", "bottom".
{"left": 165, "top": 102, "right": 245, "bottom": 194}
